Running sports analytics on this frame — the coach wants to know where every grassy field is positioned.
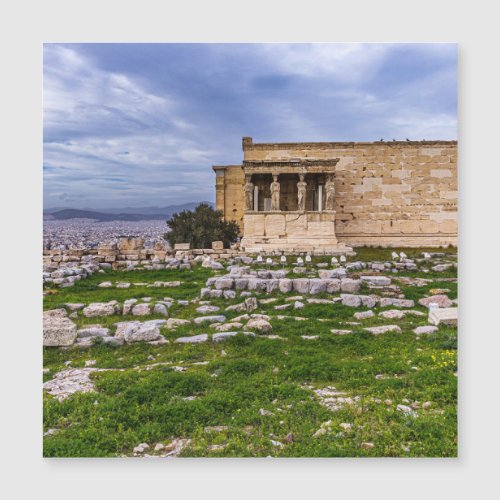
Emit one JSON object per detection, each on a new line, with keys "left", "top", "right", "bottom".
{"left": 43, "top": 247, "right": 457, "bottom": 457}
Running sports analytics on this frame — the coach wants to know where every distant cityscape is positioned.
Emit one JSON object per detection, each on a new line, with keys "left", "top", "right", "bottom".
{"left": 43, "top": 201, "right": 214, "bottom": 249}
{"left": 43, "top": 219, "right": 169, "bottom": 249}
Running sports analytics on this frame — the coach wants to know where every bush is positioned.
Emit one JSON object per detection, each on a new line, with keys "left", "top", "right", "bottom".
{"left": 165, "top": 203, "right": 240, "bottom": 249}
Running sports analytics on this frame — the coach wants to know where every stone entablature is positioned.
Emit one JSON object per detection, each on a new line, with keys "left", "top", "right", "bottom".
{"left": 242, "top": 136, "right": 455, "bottom": 151}
{"left": 242, "top": 159, "right": 339, "bottom": 174}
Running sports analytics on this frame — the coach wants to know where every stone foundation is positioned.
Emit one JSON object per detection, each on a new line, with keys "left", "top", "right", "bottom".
{"left": 240, "top": 211, "right": 353, "bottom": 253}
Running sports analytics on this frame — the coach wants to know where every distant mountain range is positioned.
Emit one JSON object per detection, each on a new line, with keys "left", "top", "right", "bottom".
{"left": 43, "top": 201, "right": 215, "bottom": 222}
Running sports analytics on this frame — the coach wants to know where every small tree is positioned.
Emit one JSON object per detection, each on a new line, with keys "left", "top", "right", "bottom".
{"left": 165, "top": 203, "right": 240, "bottom": 249}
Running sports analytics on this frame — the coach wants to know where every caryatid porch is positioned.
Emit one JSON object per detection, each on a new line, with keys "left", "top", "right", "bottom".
{"left": 240, "top": 160, "right": 352, "bottom": 253}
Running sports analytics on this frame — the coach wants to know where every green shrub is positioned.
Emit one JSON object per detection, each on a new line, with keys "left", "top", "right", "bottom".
{"left": 165, "top": 203, "right": 239, "bottom": 249}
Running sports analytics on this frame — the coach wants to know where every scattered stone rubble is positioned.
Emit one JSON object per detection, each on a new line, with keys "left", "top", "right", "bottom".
{"left": 306, "top": 385, "right": 361, "bottom": 412}
{"left": 202, "top": 265, "right": 364, "bottom": 296}
{"left": 43, "top": 367, "right": 103, "bottom": 401}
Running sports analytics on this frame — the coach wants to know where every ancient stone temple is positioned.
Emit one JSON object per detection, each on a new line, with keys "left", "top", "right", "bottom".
{"left": 213, "top": 137, "right": 458, "bottom": 251}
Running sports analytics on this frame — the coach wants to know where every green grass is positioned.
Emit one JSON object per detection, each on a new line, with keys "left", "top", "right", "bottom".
{"left": 43, "top": 247, "right": 457, "bottom": 458}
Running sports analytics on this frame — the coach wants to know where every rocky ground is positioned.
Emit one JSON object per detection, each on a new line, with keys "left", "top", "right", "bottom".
{"left": 43, "top": 247, "right": 457, "bottom": 457}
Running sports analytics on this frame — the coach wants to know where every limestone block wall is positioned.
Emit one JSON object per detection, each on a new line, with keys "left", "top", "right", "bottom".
{"left": 237, "top": 138, "right": 458, "bottom": 247}
{"left": 213, "top": 165, "right": 244, "bottom": 232}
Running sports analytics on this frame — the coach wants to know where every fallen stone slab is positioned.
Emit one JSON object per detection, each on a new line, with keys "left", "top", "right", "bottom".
{"left": 413, "top": 326, "right": 439, "bottom": 335}
{"left": 122, "top": 323, "right": 163, "bottom": 343}
{"left": 274, "top": 303, "right": 292, "bottom": 310}
{"left": 143, "top": 319, "right": 167, "bottom": 327}
{"left": 122, "top": 299, "right": 138, "bottom": 315}
{"left": 396, "top": 404, "right": 418, "bottom": 418}
{"left": 153, "top": 303, "right": 169, "bottom": 317}
{"left": 212, "top": 331, "right": 256, "bottom": 342}
{"left": 232, "top": 314, "right": 250, "bottom": 322}
{"left": 260, "top": 298, "right": 278, "bottom": 305}
{"left": 193, "top": 315, "right": 226, "bottom": 325}
{"left": 428, "top": 288, "right": 451, "bottom": 295}
{"left": 432, "top": 264, "right": 453, "bottom": 272}
{"left": 378, "top": 309, "right": 405, "bottom": 320}
{"left": 360, "top": 276, "right": 391, "bottom": 286}
{"left": 364, "top": 325, "right": 402, "bottom": 335}
{"left": 131, "top": 303, "right": 151, "bottom": 316}
{"left": 418, "top": 294, "right": 453, "bottom": 308}
{"left": 77, "top": 327, "right": 110, "bottom": 338}
{"left": 379, "top": 309, "right": 425, "bottom": 319}
{"left": 285, "top": 295, "right": 304, "bottom": 302}
{"left": 83, "top": 301, "right": 119, "bottom": 317}
{"left": 214, "top": 278, "right": 234, "bottom": 290}
{"left": 212, "top": 322, "right": 243, "bottom": 331}
{"left": 225, "top": 302, "right": 247, "bottom": 312}
{"left": 101, "top": 336, "right": 125, "bottom": 347}
{"left": 341, "top": 294, "right": 361, "bottom": 307}
{"left": 379, "top": 298, "right": 415, "bottom": 308}
{"left": 249, "top": 314, "right": 270, "bottom": 320}
{"left": 330, "top": 329, "right": 352, "bottom": 335}
{"left": 245, "top": 297, "right": 258, "bottom": 312}
{"left": 307, "top": 298, "right": 335, "bottom": 304}
{"left": 174, "top": 334, "right": 208, "bottom": 344}
{"left": 428, "top": 307, "right": 458, "bottom": 326}
{"left": 196, "top": 305, "right": 220, "bottom": 314}
{"left": 114, "top": 321, "right": 140, "bottom": 337}
{"left": 246, "top": 318, "right": 272, "bottom": 332}
{"left": 341, "top": 294, "right": 378, "bottom": 308}
{"left": 43, "top": 309, "right": 77, "bottom": 346}
{"left": 354, "top": 310, "right": 374, "bottom": 320}
{"left": 165, "top": 318, "right": 191, "bottom": 329}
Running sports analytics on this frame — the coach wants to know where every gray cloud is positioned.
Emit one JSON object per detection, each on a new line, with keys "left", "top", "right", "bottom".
{"left": 43, "top": 43, "right": 457, "bottom": 209}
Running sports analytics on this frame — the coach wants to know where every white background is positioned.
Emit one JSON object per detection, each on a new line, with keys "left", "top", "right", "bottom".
{"left": 1, "top": 1, "right": 498, "bottom": 498}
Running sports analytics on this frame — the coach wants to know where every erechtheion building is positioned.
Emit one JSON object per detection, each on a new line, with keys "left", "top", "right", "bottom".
{"left": 213, "top": 137, "right": 457, "bottom": 252}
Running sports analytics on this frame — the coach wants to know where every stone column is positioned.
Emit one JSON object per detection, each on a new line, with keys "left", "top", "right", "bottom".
{"left": 318, "top": 184, "right": 323, "bottom": 212}
{"left": 243, "top": 175, "right": 254, "bottom": 211}
{"left": 253, "top": 185, "right": 259, "bottom": 211}
{"left": 297, "top": 174, "right": 307, "bottom": 211}
{"left": 325, "top": 174, "right": 335, "bottom": 210}
{"left": 270, "top": 174, "right": 280, "bottom": 211}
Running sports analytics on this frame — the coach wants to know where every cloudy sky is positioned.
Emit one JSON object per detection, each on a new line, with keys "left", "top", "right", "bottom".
{"left": 43, "top": 43, "right": 457, "bottom": 210}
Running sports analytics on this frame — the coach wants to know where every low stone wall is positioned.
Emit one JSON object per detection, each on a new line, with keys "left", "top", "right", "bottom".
{"left": 43, "top": 237, "right": 356, "bottom": 272}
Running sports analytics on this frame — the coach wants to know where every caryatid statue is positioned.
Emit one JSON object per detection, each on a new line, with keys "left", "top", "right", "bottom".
{"left": 324, "top": 174, "right": 336, "bottom": 210}
{"left": 270, "top": 174, "right": 280, "bottom": 211}
{"left": 297, "top": 174, "right": 307, "bottom": 211}
{"left": 244, "top": 175, "right": 254, "bottom": 211}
